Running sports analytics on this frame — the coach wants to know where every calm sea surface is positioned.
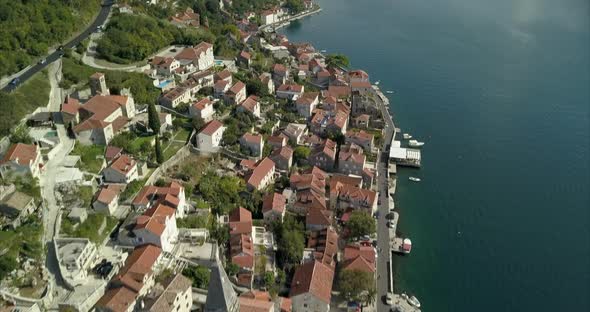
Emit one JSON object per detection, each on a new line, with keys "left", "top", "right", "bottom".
{"left": 282, "top": 0, "right": 590, "bottom": 310}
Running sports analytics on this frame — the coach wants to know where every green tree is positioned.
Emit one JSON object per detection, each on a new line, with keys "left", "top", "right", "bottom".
{"left": 325, "top": 53, "right": 350, "bottom": 69}
{"left": 155, "top": 135, "right": 164, "bottom": 164}
{"left": 226, "top": 262, "right": 239, "bottom": 276}
{"left": 338, "top": 269, "right": 377, "bottom": 306}
{"left": 347, "top": 211, "right": 376, "bottom": 239}
{"left": 182, "top": 265, "right": 210, "bottom": 288}
{"left": 9, "top": 125, "right": 33, "bottom": 144}
{"left": 293, "top": 146, "right": 311, "bottom": 165}
{"left": 274, "top": 215, "right": 305, "bottom": 268}
{"left": 148, "top": 101, "right": 161, "bottom": 133}
{"left": 285, "top": 0, "right": 305, "bottom": 13}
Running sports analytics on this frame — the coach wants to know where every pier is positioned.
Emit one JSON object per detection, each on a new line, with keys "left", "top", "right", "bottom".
{"left": 391, "top": 237, "right": 412, "bottom": 254}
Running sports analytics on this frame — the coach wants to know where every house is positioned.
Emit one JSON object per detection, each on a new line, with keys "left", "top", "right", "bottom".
{"left": 159, "top": 113, "right": 173, "bottom": 134}
{"left": 215, "top": 69, "right": 233, "bottom": 84}
{"left": 225, "top": 81, "right": 247, "bottom": 105}
{"left": 133, "top": 203, "right": 179, "bottom": 252}
{"left": 341, "top": 242, "right": 376, "bottom": 274}
{"left": 295, "top": 92, "right": 319, "bottom": 118}
{"left": 276, "top": 83, "right": 304, "bottom": 100}
{"left": 290, "top": 260, "right": 334, "bottom": 312}
{"left": 105, "top": 146, "right": 123, "bottom": 164}
{"left": 159, "top": 87, "right": 191, "bottom": 108}
{"left": 282, "top": 123, "right": 307, "bottom": 145}
{"left": 61, "top": 96, "right": 81, "bottom": 124}
{"left": 309, "top": 109, "right": 348, "bottom": 136}
{"left": 132, "top": 181, "right": 187, "bottom": 218}
{"left": 259, "top": 73, "right": 275, "bottom": 94}
{"left": 175, "top": 42, "right": 214, "bottom": 71}
{"left": 102, "top": 154, "right": 138, "bottom": 184}
{"left": 260, "top": 9, "right": 278, "bottom": 25}
{"left": 214, "top": 80, "right": 231, "bottom": 97}
{"left": 246, "top": 157, "right": 276, "bottom": 191}
{"left": 326, "top": 85, "right": 351, "bottom": 99}
{"left": 237, "top": 95, "right": 261, "bottom": 118}
{"left": 228, "top": 207, "right": 254, "bottom": 287}
{"left": 262, "top": 192, "right": 286, "bottom": 224}
{"left": 267, "top": 134, "right": 288, "bottom": 149}
{"left": 140, "top": 274, "right": 193, "bottom": 312}
{"left": 308, "top": 139, "right": 336, "bottom": 172}
{"left": 93, "top": 187, "right": 119, "bottom": 215}
{"left": 351, "top": 114, "right": 371, "bottom": 129}
{"left": 269, "top": 146, "right": 293, "bottom": 171}
{"left": 190, "top": 98, "right": 215, "bottom": 122}
{"left": 351, "top": 81, "right": 373, "bottom": 96}
{"left": 95, "top": 244, "right": 163, "bottom": 312}
{"left": 240, "top": 133, "right": 264, "bottom": 157}
{"left": 150, "top": 56, "right": 180, "bottom": 76}
{"left": 345, "top": 130, "right": 375, "bottom": 152}
{"left": 54, "top": 238, "right": 97, "bottom": 287}
{"left": 331, "top": 181, "right": 377, "bottom": 213}
{"left": 305, "top": 227, "right": 338, "bottom": 267}
{"left": 74, "top": 93, "right": 136, "bottom": 145}
{"left": 196, "top": 120, "right": 225, "bottom": 151}
{"left": 338, "top": 143, "right": 366, "bottom": 177}
{"left": 169, "top": 7, "right": 200, "bottom": 28}
{"left": 0, "top": 185, "right": 36, "bottom": 227}
{"left": 289, "top": 167, "right": 327, "bottom": 215}
{"left": 272, "top": 64, "right": 288, "bottom": 86}
{"left": 305, "top": 207, "right": 332, "bottom": 231}
{"left": 0, "top": 143, "right": 43, "bottom": 179}
{"left": 347, "top": 70, "right": 369, "bottom": 83}
{"left": 238, "top": 50, "right": 252, "bottom": 67}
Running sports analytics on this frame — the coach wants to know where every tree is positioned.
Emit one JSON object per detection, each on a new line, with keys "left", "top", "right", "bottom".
{"left": 9, "top": 125, "right": 33, "bottom": 144}
{"left": 182, "top": 265, "right": 210, "bottom": 288}
{"left": 148, "top": 101, "right": 161, "bottom": 133}
{"left": 155, "top": 135, "right": 164, "bottom": 164}
{"left": 347, "top": 211, "right": 376, "bottom": 239}
{"left": 293, "top": 146, "right": 311, "bottom": 165}
{"left": 325, "top": 53, "right": 350, "bottom": 69}
{"left": 246, "top": 78, "right": 268, "bottom": 97}
{"left": 285, "top": 0, "right": 305, "bottom": 13}
{"left": 226, "top": 262, "right": 239, "bottom": 276}
{"left": 275, "top": 215, "right": 305, "bottom": 268}
{"left": 338, "top": 269, "right": 377, "bottom": 306}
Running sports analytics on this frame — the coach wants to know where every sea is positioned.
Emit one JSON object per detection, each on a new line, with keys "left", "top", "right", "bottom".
{"left": 281, "top": 0, "right": 590, "bottom": 311}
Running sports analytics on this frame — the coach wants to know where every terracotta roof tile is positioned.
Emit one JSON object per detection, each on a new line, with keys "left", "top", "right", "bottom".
{"left": 290, "top": 260, "right": 334, "bottom": 304}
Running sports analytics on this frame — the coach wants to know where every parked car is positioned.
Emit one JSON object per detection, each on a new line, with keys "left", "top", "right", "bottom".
{"left": 38, "top": 58, "right": 46, "bottom": 65}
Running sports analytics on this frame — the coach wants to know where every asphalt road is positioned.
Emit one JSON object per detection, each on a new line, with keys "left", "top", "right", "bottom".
{"left": 375, "top": 93, "right": 396, "bottom": 312}
{"left": 1, "top": 1, "right": 113, "bottom": 92}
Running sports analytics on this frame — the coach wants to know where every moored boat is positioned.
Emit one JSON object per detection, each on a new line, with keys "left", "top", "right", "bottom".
{"left": 408, "top": 139, "right": 425, "bottom": 147}
{"left": 409, "top": 177, "right": 421, "bottom": 182}
{"left": 403, "top": 133, "right": 412, "bottom": 139}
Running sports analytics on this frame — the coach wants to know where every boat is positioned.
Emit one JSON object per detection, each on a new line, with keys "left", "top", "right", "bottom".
{"left": 386, "top": 90, "right": 394, "bottom": 94}
{"left": 408, "top": 295, "right": 421, "bottom": 308}
{"left": 403, "top": 133, "right": 412, "bottom": 139}
{"left": 408, "top": 139, "right": 425, "bottom": 147}
{"left": 409, "top": 177, "right": 421, "bottom": 182}
{"left": 320, "top": 49, "right": 327, "bottom": 53}
{"left": 374, "top": 80, "right": 380, "bottom": 85}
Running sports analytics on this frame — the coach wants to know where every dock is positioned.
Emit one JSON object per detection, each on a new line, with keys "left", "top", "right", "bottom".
{"left": 389, "top": 140, "right": 421, "bottom": 168}
{"left": 390, "top": 293, "right": 422, "bottom": 312}
{"left": 391, "top": 237, "right": 412, "bottom": 254}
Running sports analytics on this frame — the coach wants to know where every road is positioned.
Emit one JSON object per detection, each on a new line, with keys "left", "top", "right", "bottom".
{"left": 374, "top": 89, "right": 397, "bottom": 312}
{"left": 1, "top": 1, "right": 114, "bottom": 92}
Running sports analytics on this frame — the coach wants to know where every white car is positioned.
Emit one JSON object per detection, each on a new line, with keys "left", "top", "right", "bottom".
{"left": 385, "top": 292, "right": 394, "bottom": 306}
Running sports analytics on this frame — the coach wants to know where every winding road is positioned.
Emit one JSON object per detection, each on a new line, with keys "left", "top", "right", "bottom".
{"left": 1, "top": 1, "right": 114, "bottom": 92}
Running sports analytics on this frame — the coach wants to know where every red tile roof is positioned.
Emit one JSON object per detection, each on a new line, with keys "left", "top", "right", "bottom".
{"left": 240, "top": 50, "right": 252, "bottom": 60}
{"left": 96, "top": 188, "right": 117, "bottom": 205}
{"left": 239, "top": 95, "right": 259, "bottom": 113}
{"left": 241, "top": 133, "right": 263, "bottom": 145}
{"left": 246, "top": 157, "right": 275, "bottom": 189}
{"left": 105, "top": 146, "right": 123, "bottom": 162}
{"left": 239, "top": 297, "right": 273, "bottom": 312}
{"left": 134, "top": 203, "right": 175, "bottom": 236}
{"left": 175, "top": 42, "right": 213, "bottom": 61}
{"left": 108, "top": 154, "right": 136, "bottom": 175}
{"left": 215, "top": 69, "right": 232, "bottom": 81}
{"left": 118, "top": 244, "right": 162, "bottom": 281}
{"left": 228, "top": 81, "right": 246, "bottom": 95}
{"left": 277, "top": 83, "right": 303, "bottom": 93}
{"left": 229, "top": 207, "right": 253, "bottom": 235}
{"left": 94, "top": 285, "right": 138, "bottom": 312}
{"left": 262, "top": 193, "right": 286, "bottom": 214}
{"left": 290, "top": 260, "right": 334, "bottom": 304}
{"left": 295, "top": 92, "right": 319, "bottom": 106}
{"left": 61, "top": 96, "right": 80, "bottom": 115}
{"left": 230, "top": 234, "right": 254, "bottom": 268}
{"left": 273, "top": 63, "right": 287, "bottom": 74}
{"left": 0, "top": 143, "right": 38, "bottom": 166}
{"left": 199, "top": 120, "right": 224, "bottom": 136}
{"left": 132, "top": 182, "right": 183, "bottom": 210}
{"left": 270, "top": 146, "right": 293, "bottom": 161}
{"left": 192, "top": 98, "right": 212, "bottom": 110}
{"left": 306, "top": 207, "right": 332, "bottom": 228}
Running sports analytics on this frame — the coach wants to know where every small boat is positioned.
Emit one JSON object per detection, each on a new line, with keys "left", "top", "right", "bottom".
{"left": 409, "top": 177, "right": 421, "bottom": 182}
{"left": 374, "top": 80, "right": 380, "bottom": 85}
{"left": 386, "top": 90, "right": 394, "bottom": 94}
{"left": 408, "top": 139, "right": 424, "bottom": 147}
{"left": 403, "top": 133, "right": 412, "bottom": 139}
{"left": 408, "top": 295, "right": 421, "bottom": 308}
{"left": 320, "top": 49, "right": 327, "bottom": 53}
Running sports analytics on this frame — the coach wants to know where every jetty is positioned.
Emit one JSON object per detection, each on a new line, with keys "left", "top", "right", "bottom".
{"left": 391, "top": 237, "right": 412, "bottom": 254}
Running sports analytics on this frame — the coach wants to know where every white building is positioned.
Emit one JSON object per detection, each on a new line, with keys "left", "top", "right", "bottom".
{"left": 290, "top": 260, "right": 334, "bottom": 312}
{"left": 93, "top": 188, "right": 119, "bottom": 215}
{"left": 102, "top": 154, "right": 138, "bottom": 184}
{"left": 54, "top": 238, "right": 97, "bottom": 288}
{"left": 140, "top": 274, "right": 193, "bottom": 312}
{"left": 175, "top": 42, "right": 214, "bottom": 72}
{"left": 197, "top": 120, "right": 225, "bottom": 151}
{"left": 190, "top": 98, "right": 215, "bottom": 122}
{"left": 133, "top": 203, "right": 179, "bottom": 252}
{"left": 246, "top": 157, "right": 276, "bottom": 191}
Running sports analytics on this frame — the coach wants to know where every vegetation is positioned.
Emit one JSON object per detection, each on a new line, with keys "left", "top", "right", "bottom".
{"left": 121, "top": 177, "right": 149, "bottom": 201}
{"left": 60, "top": 57, "right": 161, "bottom": 105}
{"left": 225, "top": 262, "right": 239, "bottom": 277}
{"left": 70, "top": 143, "right": 105, "bottom": 174}
{"left": 9, "top": 125, "right": 33, "bottom": 144}
{"left": 0, "top": 216, "right": 43, "bottom": 280}
{"left": 221, "top": 111, "right": 257, "bottom": 146}
{"left": 325, "top": 53, "right": 350, "bottom": 69}
{"left": 77, "top": 186, "right": 95, "bottom": 207}
{"left": 198, "top": 171, "right": 245, "bottom": 215}
{"left": 182, "top": 265, "right": 210, "bottom": 289}
{"left": 0, "top": 0, "right": 101, "bottom": 77}
{"left": 347, "top": 211, "right": 376, "bottom": 239}
{"left": 0, "top": 70, "right": 50, "bottom": 136}
{"left": 293, "top": 146, "right": 311, "bottom": 166}
{"left": 177, "top": 213, "right": 210, "bottom": 229}
{"left": 60, "top": 213, "right": 118, "bottom": 244}
{"left": 285, "top": 0, "right": 306, "bottom": 13}
{"left": 274, "top": 215, "right": 305, "bottom": 270}
{"left": 338, "top": 269, "right": 377, "bottom": 306}
{"left": 96, "top": 13, "right": 214, "bottom": 64}
{"left": 155, "top": 136, "right": 164, "bottom": 164}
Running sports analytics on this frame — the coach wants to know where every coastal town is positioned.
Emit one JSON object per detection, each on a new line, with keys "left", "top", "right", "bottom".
{"left": 0, "top": 1, "right": 423, "bottom": 312}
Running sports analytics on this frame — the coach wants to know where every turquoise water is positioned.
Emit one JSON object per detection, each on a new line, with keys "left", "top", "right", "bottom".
{"left": 282, "top": 0, "right": 590, "bottom": 310}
